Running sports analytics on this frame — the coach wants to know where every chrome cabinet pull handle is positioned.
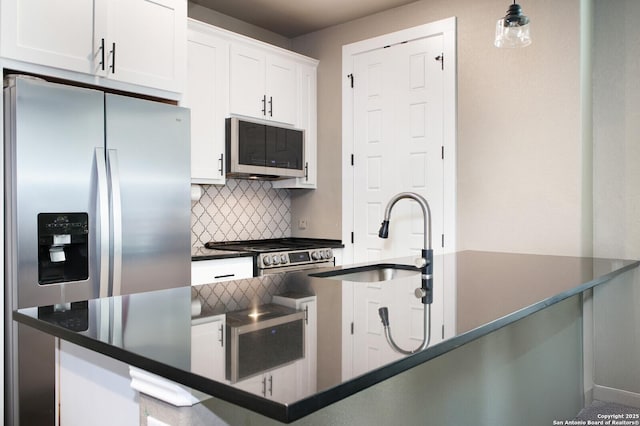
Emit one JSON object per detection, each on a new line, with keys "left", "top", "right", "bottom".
{"left": 304, "top": 162, "right": 308, "bottom": 181}
{"left": 261, "top": 95, "right": 266, "bottom": 115}
{"left": 218, "top": 153, "right": 224, "bottom": 176}
{"left": 268, "top": 96, "right": 273, "bottom": 116}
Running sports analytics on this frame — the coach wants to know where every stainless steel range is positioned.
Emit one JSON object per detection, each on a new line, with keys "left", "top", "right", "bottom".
{"left": 205, "top": 238, "right": 336, "bottom": 275}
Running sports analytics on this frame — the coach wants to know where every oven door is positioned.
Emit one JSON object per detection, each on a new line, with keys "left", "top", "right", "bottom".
{"left": 258, "top": 260, "right": 334, "bottom": 276}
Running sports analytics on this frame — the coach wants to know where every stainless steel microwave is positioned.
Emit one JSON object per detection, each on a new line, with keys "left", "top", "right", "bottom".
{"left": 225, "top": 303, "right": 305, "bottom": 383}
{"left": 225, "top": 117, "right": 305, "bottom": 179}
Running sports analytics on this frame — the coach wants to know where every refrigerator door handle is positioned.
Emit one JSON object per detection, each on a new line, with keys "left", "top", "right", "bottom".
{"left": 95, "top": 148, "right": 110, "bottom": 298}
{"left": 107, "top": 149, "right": 123, "bottom": 296}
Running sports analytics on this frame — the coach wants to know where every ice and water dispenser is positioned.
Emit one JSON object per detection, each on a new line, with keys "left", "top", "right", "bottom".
{"left": 37, "top": 213, "right": 89, "bottom": 285}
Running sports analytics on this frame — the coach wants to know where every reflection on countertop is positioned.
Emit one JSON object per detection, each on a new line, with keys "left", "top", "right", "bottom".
{"left": 14, "top": 250, "right": 640, "bottom": 423}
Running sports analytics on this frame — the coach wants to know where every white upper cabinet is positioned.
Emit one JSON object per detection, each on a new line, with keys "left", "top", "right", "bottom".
{"left": 230, "top": 43, "right": 297, "bottom": 125}
{"left": 273, "top": 62, "right": 318, "bottom": 189}
{"left": 0, "top": 0, "right": 186, "bottom": 93}
{"left": 184, "top": 20, "right": 229, "bottom": 185}
{"left": 104, "top": 0, "right": 186, "bottom": 92}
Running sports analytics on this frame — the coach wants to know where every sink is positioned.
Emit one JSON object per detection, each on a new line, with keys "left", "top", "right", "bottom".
{"left": 310, "top": 263, "right": 420, "bottom": 282}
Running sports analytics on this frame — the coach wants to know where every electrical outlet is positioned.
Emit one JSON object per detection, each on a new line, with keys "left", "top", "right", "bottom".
{"left": 298, "top": 218, "right": 308, "bottom": 229}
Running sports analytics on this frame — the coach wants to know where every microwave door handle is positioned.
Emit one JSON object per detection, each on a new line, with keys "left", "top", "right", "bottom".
{"left": 95, "top": 148, "right": 110, "bottom": 298}
{"left": 107, "top": 149, "right": 123, "bottom": 296}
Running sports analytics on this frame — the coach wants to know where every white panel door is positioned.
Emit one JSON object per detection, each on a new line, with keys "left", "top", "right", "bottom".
{"left": 353, "top": 35, "right": 444, "bottom": 262}
{"left": 351, "top": 35, "right": 445, "bottom": 361}
{"left": 352, "top": 275, "right": 431, "bottom": 377}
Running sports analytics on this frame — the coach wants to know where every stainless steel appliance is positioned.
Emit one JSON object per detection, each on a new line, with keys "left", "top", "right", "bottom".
{"left": 3, "top": 75, "right": 191, "bottom": 425}
{"left": 225, "top": 116, "right": 305, "bottom": 179}
{"left": 225, "top": 303, "right": 305, "bottom": 383}
{"left": 205, "top": 239, "right": 335, "bottom": 275}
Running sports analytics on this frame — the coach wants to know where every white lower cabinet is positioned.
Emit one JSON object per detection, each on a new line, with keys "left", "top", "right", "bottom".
{"left": 233, "top": 361, "right": 298, "bottom": 402}
{"left": 57, "top": 340, "right": 139, "bottom": 426}
{"left": 191, "top": 314, "right": 226, "bottom": 382}
{"left": 191, "top": 257, "right": 253, "bottom": 286}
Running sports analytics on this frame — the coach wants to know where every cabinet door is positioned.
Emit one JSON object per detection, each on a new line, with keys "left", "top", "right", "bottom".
{"left": 0, "top": 0, "right": 106, "bottom": 74}
{"left": 105, "top": 0, "right": 186, "bottom": 92}
{"left": 185, "top": 24, "right": 229, "bottom": 184}
{"left": 191, "top": 317, "right": 225, "bottom": 381}
{"left": 272, "top": 62, "right": 317, "bottom": 189}
{"left": 229, "top": 43, "right": 267, "bottom": 119}
{"left": 265, "top": 54, "right": 297, "bottom": 125}
{"left": 270, "top": 362, "right": 298, "bottom": 402}
{"left": 296, "top": 299, "right": 317, "bottom": 398}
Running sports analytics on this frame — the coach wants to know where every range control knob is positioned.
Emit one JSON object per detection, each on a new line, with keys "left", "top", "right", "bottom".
{"left": 280, "top": 254, "right": 288, "bottom": 264}
{"left": 324, "top": 249, "right": 333, "bottom": 259}
{"left": 272, "top": 255, "right": 280, "bottom": 265}
{"left": 262, "top": 255, "right": 272, "bottom": 266}
{"left": 311, "top": 250, "right": 321, "bottom": 260}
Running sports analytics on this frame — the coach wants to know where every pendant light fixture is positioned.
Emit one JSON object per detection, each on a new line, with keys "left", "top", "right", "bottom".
{"left": 494, "top": 1, "right": 531, "bottom": 48}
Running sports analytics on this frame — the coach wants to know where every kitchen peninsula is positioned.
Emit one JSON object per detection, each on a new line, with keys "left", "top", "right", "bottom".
{"left": 13, "top": 251, "right": 640, "bottom": 425}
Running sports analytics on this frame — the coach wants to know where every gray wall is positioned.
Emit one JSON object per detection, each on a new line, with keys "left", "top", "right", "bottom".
{"left": 592, "top": 0, "right": 640, "bottom": 405}
{"left": 289, "top": 0, "right": 587, "bottom": 256}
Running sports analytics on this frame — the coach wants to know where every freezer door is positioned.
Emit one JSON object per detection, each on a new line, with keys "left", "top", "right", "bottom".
{"left": 6, "top": 77, "right": 106, "bottom": 308}
{"left": 105, "top": 94, "right": 191, "bottom": 295}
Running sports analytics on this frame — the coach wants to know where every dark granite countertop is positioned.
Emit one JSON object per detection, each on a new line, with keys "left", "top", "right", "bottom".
{"left": 13, "top": 251, "right": 639, "bottom": 423}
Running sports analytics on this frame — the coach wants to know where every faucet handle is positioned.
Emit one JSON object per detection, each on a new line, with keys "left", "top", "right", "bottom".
{"left": 414, "top": 257, "right": 427, "bottom": 268}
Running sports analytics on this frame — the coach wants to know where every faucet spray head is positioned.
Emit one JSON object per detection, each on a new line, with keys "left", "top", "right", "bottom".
{"left": 378, "top": 307, "right": 390, "bottom": 327}
{"left": 378, "top": 220, "right": 390, "bottom": 238}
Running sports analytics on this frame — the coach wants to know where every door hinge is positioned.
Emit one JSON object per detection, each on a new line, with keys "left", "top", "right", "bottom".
{"left": 350, "top": 322, "right": 354, "bottom": 334}
{"left": 351, "top": 232, "right": 354, "bottom": 244}
{"left": 347, "top": 73, "right": 354, "bottom": 88}
{"left": 441, "top": 146, "right": 444, "bottom": 160}
{"left": 435, "top": 53, "right": 444, "bottom": 70}
{"left": 442, "top": 324, "right": 445, "bottom": 339}
{"left": 351, "top": 154, "right": 354, "bottom": 166}
{"left": 441, "top": 234, "right": 445, "bottom": 248}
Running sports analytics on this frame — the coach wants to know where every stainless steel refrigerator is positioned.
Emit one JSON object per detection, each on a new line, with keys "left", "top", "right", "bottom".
{"left": 3, "top": 75, "right": 191, "bottom": 425}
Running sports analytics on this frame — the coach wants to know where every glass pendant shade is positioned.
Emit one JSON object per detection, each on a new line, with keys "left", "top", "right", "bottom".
{"left": 494, "top": 3, "right": 531, "bottom": 48}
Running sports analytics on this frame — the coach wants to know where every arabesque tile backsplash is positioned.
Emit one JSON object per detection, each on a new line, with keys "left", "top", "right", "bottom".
{"left": 191, "top": 179, "right": 291, "bottom": 247}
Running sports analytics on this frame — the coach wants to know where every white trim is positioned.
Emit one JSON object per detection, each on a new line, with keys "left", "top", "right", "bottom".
{"left": 129, "top": 367, "right": 209, "bottom": 407}
{"left": 341, "top": 17, "right": 458, "bottom": 264}
{"left": 593, "top": 385, "right": 640, "bottom": 409}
